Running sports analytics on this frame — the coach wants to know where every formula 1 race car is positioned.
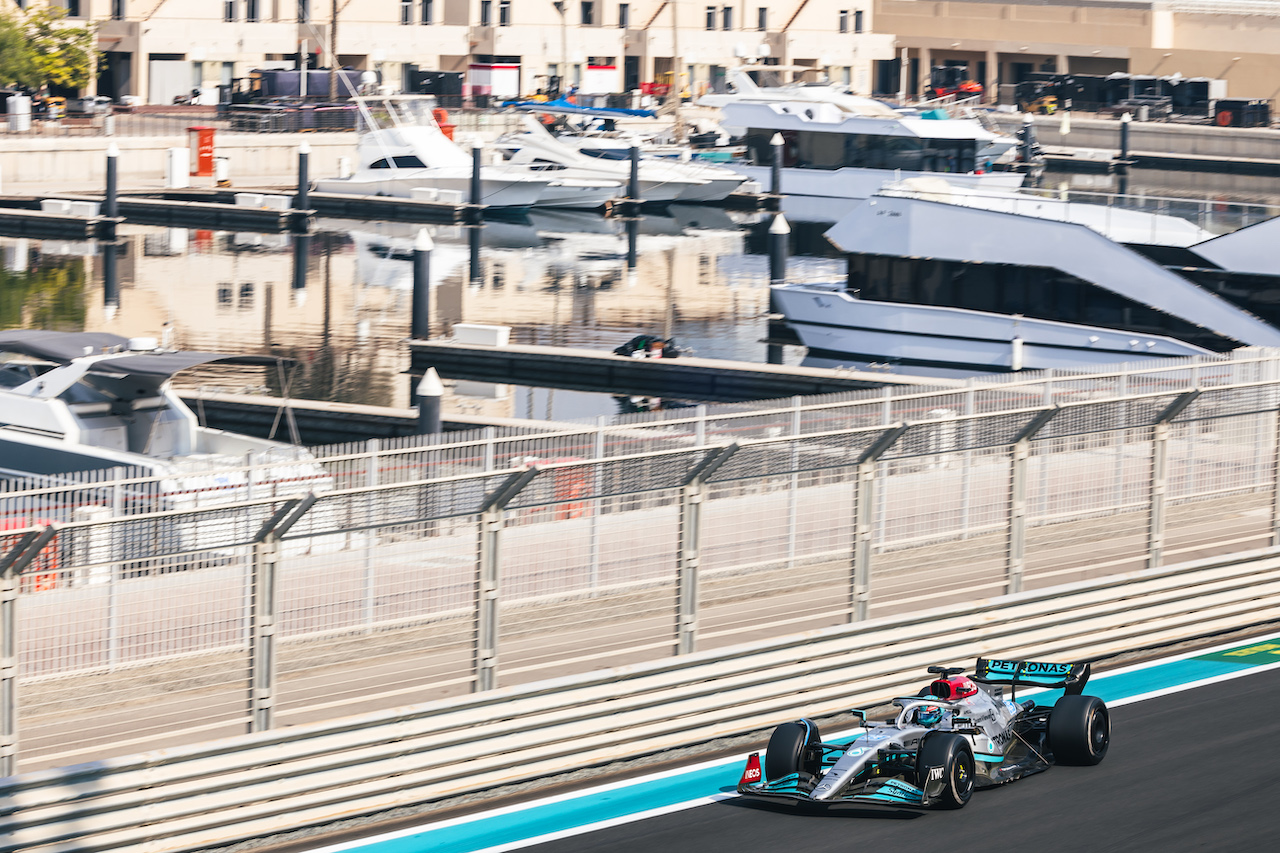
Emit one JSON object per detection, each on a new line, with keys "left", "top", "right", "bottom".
{"left": 737, "top": 658, "right": 1110, "bottom": 810}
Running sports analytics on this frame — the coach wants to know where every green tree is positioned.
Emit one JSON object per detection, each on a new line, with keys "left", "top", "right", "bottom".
{"left": 0, "top": 13, "right": 40, "bottom": 89}
{"left": 25, "top": 7, "right": 99, "bottom": 91}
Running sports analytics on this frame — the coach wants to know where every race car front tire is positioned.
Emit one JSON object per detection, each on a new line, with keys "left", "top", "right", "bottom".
{"left": 764, "top": 719, "right": 821, "bottom": 781}
{"left": 918, "top": 732, "right": 974, "bottom": 809}
{"left": 1049, "top": 694, "right": 1110, "bottom": 765}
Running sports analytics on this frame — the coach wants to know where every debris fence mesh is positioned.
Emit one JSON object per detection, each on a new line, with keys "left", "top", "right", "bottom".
{"left": 7, "top": 350, "right": 1280, "bottom": 772}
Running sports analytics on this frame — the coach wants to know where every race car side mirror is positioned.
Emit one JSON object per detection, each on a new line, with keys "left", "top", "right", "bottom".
{"left": 849, "top": 709, "right": 867, "bottom": 726}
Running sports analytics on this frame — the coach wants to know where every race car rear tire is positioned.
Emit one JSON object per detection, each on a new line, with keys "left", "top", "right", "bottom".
{"left": 764, "top": 719, "right": 821, "bottom": 781}
{"left": 1049, "top": 694, "right": 1110, "bottom": 765}
{"left": 918, "top": 732, "right": 974, "bottom": 809}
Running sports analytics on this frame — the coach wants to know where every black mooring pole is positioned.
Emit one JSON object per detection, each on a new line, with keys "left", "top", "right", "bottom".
{"left": 411, "top": 228, "right": 433, "bottom": 339}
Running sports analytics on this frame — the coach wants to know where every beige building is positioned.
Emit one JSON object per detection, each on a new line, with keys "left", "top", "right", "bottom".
{"left": 13, "top": 0, "right": 889, "bottom": 104}
{"left": 875, "top": 0, "right": 1280, "bottom": 104}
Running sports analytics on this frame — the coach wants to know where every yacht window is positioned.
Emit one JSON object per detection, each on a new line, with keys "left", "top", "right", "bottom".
{"left": 370, "top": 156, "right": 427, "bottom": 169}
{"left": 578, "top": 148, "right": 630, "bottom": 161}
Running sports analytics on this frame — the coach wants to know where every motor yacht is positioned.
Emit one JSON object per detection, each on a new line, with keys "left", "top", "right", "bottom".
{"left": 497, "top": 116, "right": 746, "bottom": 203}
{"left": 0, "top": 330, "right": 325, "bottom": 485}
{"left": 313, "top": 96, "right": 621, "bottom": 209}
{"left": 711, "top": 95, "right": 1022, "bottom": 202}
{"left": 771, "top": 182, "right": 1280, "bottom": 373}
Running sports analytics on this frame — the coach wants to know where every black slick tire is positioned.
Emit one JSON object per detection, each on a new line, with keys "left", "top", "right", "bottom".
{"left": 1049, "top": 694, "right": 1110, "bottom": 765}
{"left": 917, "top": 732, "right": 974, "bottom": 809}
{"left": 764, "top": 719, "right": 820, "bottom": 781}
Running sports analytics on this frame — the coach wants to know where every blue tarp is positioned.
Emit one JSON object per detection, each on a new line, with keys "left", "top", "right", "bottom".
{"left": 501, "top": 97, "right": 656, "bottom": 118}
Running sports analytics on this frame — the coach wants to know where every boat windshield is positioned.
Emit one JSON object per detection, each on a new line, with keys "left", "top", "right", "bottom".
{"left": 744, "top": 128, "right": 979, "bottom": 173}
{"left": 355, "top": 95, "right": 440, "bottom": 135}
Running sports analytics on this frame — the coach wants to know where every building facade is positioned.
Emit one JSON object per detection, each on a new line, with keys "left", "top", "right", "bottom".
{"left": 875, "top": 0, "right": 1280, "bottom": 103}
{"left": 9, "top": 1, "right": 890, "bottom": 105}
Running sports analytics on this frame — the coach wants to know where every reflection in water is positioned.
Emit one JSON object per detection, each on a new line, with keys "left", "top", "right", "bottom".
{"left": 9, "top": 166, "right": 1268, "bottom": 423}
{"left": 102, "top": 241, "right": 120, "bottom": 315}
{"left": 0, "top": 206, "right": 833, "bottom": 422}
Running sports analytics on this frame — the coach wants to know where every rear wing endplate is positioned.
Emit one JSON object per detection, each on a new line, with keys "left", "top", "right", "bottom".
{"left": 973, "top": 658, "right": 1091, "bottom": 694}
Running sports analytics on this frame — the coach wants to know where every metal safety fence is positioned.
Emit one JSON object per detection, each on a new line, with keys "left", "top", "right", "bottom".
{"left": 3, "top": 349, "right": 1280, "bottom": 776}
{"left": 0, "top": 106, "right": 525, "bottom": 139}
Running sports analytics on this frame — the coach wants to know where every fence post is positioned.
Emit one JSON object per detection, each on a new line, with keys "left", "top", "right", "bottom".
{"left": 1272, "top": 406, "right": 1280, "bottom": 548}
{"left": 850, "top": 426, "right": 908, "bottom": 621}
{"left": 477, "top": 507, "right": 501, "bottom": 691}
{"left": 676, "top": 445, "right": 739, "bottom": 654}
{"left": 363, "top": 438, "right": 380, "bottom": 632}
{"left": 249, "top": 535, "right": 279, "bottom": 732}
{"left": 1009, "top": 439, "right": 1028, "bottom": 594}
{"left": 248, "top": 494, "right": 316, "bottom": 732}
{"left": 1007, "top": 408, "right": 1059, "bottom": 594}
{"left": 1, "top": 526, "right": 57, "bottom": 777}
{"left": 1149, "top": 391, "right": 1201, "bottom": 569}
{"left": 786, "top": 397, "right": 802, "bottom": 567}
{"left": 475, "top": 468, "right": 540, "bottom": 691}
{"left": 588, "top": 418, "right": 606, "bottom": 590}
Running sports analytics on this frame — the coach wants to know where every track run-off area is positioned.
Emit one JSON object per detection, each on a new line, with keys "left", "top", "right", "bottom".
{"left": 302, "top": 634, "right": 1280, "bottom": 853}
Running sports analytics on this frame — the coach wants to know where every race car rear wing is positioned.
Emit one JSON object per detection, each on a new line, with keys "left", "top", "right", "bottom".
{"left": 972, "top": 658, "right": 1091, "bottom": 695}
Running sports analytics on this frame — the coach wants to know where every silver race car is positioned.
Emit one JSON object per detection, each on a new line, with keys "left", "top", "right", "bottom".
{"left": 737, "top": 657, "right": 1110, "bottom": 810}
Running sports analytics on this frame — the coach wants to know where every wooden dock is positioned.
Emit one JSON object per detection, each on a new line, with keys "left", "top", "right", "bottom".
{"left": 408, "top": 341, "right": 962, "bottom": 402}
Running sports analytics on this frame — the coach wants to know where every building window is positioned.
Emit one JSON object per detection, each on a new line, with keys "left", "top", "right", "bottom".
{"left": 297, "top": 0, "right": 310, "bottom": 24}
{"left": 705, "top": 6, "right": 715, "bottom": 30}
{"left": 67, "top": 0, "right": 81, "bottom": 15}
{"left": 421, "top": 0, "right": 432, "bottom": 23}
{"left": 499, "top": 0, "right": 511, "bottom": 25}
{"left": 618, "top": 2, "right": 628, "bottom": 27}
{"left": 224, "top": 0, "right": 235, "bottom": 21}
{"left": 855, "top": 10, "right": 864, "bottom": 33}
{"left": 247, "top": 0, "right": 259, "bottom": 22}
{"left": 722, "top": 6, "right": 732, "bottom": 29}
{"left": 839, "top": 10, "right": 849, "bottom": 33}
{"left": 400, "top": 0, "right": 412, "bottom": 24}
{"left": 480, "top": 0, "right": 491, "bottom": 25}
{"left": 111, "top": 0, "right": 124, "bottom": 19}
{"left": 757, "top": 7, "right": 767, "bottom": 30}
{"left": 580, "top": 1, "right": 594, "bottom": 25}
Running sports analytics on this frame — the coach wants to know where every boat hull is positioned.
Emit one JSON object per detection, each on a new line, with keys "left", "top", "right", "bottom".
{"left": 313, "top": 172, "right": 548, "bottom": 208}
{"left": 728, "top": 164, "right": 1024, "bottom": 201}
{"left": 772, "top": 283, "right": 1213, "bottom": 372}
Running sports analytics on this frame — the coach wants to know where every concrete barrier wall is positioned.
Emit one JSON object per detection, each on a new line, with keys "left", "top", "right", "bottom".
{"left": 0, "top": 134, "right": 357, "bottom": 189}
{"left": 992, "top": 113, "right": 1280, "bottom": 159}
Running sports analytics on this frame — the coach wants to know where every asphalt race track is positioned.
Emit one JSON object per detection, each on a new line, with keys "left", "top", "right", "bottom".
{"left": 522, "top": 668, "right": 1280, "bottom": 853}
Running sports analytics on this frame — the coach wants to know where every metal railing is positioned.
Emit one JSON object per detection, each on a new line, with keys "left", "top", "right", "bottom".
{"left": 2, "top": 349, "right": 1280, "bottom": 777}
{"left": 0, "top": 107, "right": 525, "bottom": 139}
{"left": 878, "top": 183, "right": 1280, "bottom": 238}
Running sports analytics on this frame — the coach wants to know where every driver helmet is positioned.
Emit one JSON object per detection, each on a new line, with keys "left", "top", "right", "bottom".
{"left": 915, "top": 704, "right": 945, "bottom": 727}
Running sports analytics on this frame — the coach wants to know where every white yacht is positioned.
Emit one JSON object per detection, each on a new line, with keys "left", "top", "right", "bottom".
{"left": 713, "top": 97, "right": 1023, "bottom": 202}
{"left": 0, "top": 330, "right": 327, "bottom": 485}
{"left": 497, "top": 116, "right": 747, "bottom": 203}
{"left": 771, "top": 183, "right": 1280, "bottom": 373}
{"left": 314, "top": 96, "right": 621, "bottom": 209}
